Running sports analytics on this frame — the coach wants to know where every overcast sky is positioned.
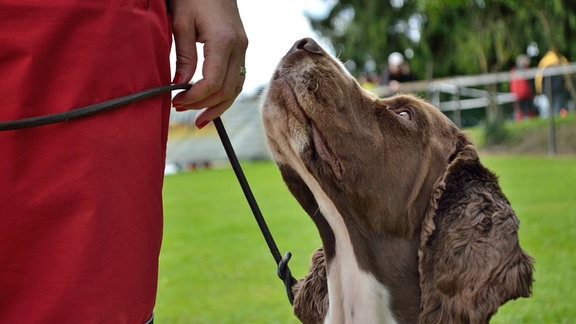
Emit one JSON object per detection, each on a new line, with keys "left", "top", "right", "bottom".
{"left": 170, "top": 0, "right": 334, "bottom": 95}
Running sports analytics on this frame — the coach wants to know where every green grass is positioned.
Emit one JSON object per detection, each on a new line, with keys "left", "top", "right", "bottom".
{"left": 158, "top": 162, "right": 319, "bottom": 323}
{"left": 157, "top": 156, "right": 576, "bottom": 323}
{"left": 464, "top": 113, "right": 576, "bottom": 154}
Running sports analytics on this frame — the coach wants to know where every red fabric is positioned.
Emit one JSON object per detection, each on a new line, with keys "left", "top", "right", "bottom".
{"left": 0, "top": 1, "right": 171, "bottom": 322}
{"left": 510, "top": 68, "right": 533, "bottom": 100}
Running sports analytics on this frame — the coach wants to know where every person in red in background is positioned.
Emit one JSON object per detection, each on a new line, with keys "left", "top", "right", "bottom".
{"left": 510, "top": 54, "right": 537, "bottom": 121}
{"left": 0, "top": 1, "right": 247, "bottom": 323}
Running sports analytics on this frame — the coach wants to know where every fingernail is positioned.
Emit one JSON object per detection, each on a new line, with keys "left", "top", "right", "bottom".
{"left": 196, "top": 119, "right": 210, "bottom": 129}
{"left": 172, "top": 102, "right": 183, "bottom": 111}
{"left": 172, "top": 72, "right": 183, "bottom": 84}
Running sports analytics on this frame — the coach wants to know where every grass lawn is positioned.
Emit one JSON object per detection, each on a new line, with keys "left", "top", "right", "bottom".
{"left": 464, "top": 113, "right": 576, "bottom": 154}
{"left": 157, "top": 155, "right": 576, "bottom": 323}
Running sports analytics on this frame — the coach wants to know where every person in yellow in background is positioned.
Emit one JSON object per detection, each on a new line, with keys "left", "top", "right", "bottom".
{"left": 535, "top": 48, "right": 575, "bottom": 117}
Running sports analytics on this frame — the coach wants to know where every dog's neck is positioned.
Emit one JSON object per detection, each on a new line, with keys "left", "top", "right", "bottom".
{"left": 312, "top": 184, "right": 400, "bottom": 323}
{"left": 288, "top": 162, "right": 421, "bottom": 323}
{"left": 343, "top": 223, "right": 422, "bottom": 323}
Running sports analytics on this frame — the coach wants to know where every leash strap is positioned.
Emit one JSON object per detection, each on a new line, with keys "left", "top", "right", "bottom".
{"left": 0, "top": 83, "right": 297, "bottom": 304}
{"left": 0, "top": 83, "right": 192, "bottom": 131}
{"left": 214, "top": 117, "right": 297, "bottom": 304}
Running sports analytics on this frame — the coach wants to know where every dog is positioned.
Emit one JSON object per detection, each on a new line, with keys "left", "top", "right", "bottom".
{"left": 260, "top": 38, "right": 534, "bottom": 323}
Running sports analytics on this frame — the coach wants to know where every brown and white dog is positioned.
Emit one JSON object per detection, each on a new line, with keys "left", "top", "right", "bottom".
{"left": 260, "top": 38, "right": 534, "bottom": 324}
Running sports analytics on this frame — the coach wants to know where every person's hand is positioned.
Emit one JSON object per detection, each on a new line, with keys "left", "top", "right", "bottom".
{"left": 170, "top": 0, "right": 248, "bottom": 128}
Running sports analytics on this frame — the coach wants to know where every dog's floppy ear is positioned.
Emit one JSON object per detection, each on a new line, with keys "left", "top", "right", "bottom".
{"left": 292, "top": 247, "right": 328, "bottom": 324}
{"left": 418, "top": 144, "right": 534, "bottom": 324}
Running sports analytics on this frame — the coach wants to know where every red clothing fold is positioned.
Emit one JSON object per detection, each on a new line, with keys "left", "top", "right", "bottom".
{"left": 0, "top": 1, "right": 172, "bottom": 322}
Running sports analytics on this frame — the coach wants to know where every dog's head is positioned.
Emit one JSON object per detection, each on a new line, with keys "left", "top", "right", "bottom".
{"left": 262, "top": 38, "right": 462, "bottom": 240}
{"left": 261, "top": 38, "right": 533, "bottom": 323}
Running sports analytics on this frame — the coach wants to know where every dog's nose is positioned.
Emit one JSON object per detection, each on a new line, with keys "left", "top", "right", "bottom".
{"left": 291, "top": 38, "right": 323, "bottom": 55}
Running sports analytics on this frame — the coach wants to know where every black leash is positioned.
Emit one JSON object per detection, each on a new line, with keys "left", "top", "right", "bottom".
{"left": 0, "top": 83, "right": 192, "bottom": 131}
{"left": 0, "top": 83, "right": 297, "bottom": 304}
{"left": 213, "top": 118, "right": 297, "bottom": 304}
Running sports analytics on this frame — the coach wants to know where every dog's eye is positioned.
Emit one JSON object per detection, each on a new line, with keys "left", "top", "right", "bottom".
{"left": 398, "top": 111, "right": 411, "bottom": 120}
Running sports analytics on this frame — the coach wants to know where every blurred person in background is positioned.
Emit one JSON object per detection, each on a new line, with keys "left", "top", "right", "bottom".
{"left": 535, "top": 48, "right": 574, "bottom": 117}
{"left": 510, "top": 54, "right": 536, "bottom": 121}
{"left": 381, "top": 52, "right": 414, "bottom": 93}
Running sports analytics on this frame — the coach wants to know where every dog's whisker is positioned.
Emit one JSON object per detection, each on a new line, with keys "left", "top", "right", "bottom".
{"left": 312, "top": 207, "right": 321, "bottom": 219}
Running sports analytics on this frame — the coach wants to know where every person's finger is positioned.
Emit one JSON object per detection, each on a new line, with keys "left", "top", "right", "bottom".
{"left": 171, "top": 8, "right": 198, "bottom": 83}
{"left": 194, "top": 76, "right": 245, "bottom": 128}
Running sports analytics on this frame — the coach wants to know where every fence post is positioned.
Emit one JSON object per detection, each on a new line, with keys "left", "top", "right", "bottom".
{"left": 486, "top": 83, "right": 500, "bottom": 123}
{"left": 453, "top": 87, "right": 462, "bottom": 128}
{"left": 545, "top": 75, "right": 557, "bottom": 155}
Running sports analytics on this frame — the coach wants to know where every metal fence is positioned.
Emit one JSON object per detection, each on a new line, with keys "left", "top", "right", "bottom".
{"left": 166, "top": 63, "right": 576, "bottom": 166}
{"left": 375, "top": 63, "right": 576, "bottom": 155}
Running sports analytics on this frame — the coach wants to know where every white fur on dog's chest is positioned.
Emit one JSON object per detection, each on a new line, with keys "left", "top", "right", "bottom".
{"left": 324, "top": 238, "right": 397, "bottom": 323}
{"left": 318, "top": 196, "right": 397, "bottom": 324}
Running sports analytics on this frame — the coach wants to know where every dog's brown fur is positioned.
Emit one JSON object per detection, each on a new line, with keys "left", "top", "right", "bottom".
{"left": 261, "top": 38, "right": 533, "bottom": 323}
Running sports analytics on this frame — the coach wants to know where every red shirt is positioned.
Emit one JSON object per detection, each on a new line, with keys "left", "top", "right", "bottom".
{"left": 510, "top": 67, "right": 533, "bottom": 101}
{"left": 0, "top": 1, "right": 171, "bottom": 322}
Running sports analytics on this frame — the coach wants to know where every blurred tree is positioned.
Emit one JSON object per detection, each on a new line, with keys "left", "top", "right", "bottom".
{"left": 308, "top": 0, "right": 576, "bottom": 79}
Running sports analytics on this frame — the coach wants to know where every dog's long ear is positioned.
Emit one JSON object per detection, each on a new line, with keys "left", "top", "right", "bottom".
{"left": 418, "top": 144, "right": 534, "bottom": 324}
{"left": 292, "top": 247, "right": 328, "bottom": 324}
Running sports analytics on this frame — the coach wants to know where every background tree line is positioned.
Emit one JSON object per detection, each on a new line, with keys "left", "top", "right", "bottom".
{"left": 308, "top": 0, "right": 576, "bottom": 80}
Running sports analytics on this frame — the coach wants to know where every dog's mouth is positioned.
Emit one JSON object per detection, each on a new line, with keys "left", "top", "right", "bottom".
{"left": 269, "top": 75, "right": 344, "bottom": 180}
{"left": 270, "top": 77, "right": 308, "bottom": 124}
{"left": 311, "top": 119, "right": 344, "bottom": 179}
